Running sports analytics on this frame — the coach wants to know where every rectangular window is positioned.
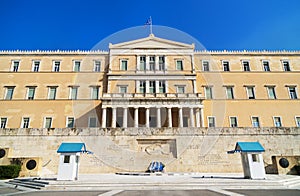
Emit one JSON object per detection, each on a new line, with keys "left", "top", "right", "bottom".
{"left": 67, "top": 117, "right": 75, "bottom": 128}
{"left": 149, "top": 56, "right": 155, "bottom": 71}
{"left": 273, "top": 117, "right": 282, "bottom": 127}
{"left": 177, "top": 86, "right": 185, "bottom": 94}
{"left": 119, "top": 86, "right": 127, "bottom": 93}
{"left": 12, "top": 61, "right": 19, "bottom": 72}
{"left": 94, "top": 61, "right": 101, "bottom": 72}
{"left": 22, "top": 117, "right": 30, "bottom": 128}
{"left": 64, "top": 155, "right": 70, "bottom": 163}
{"left": 205, "top": 86, "right": 213, "bottom": 99}
{"left": 44, "top": 117, "right": 52, "bottom": 128}
{"left": 176, "top": 60, "right": 183, "bottom": 70}
{"left": 32, "top": 61, "right": 40, "bottom": 72}
{"left": 267, "top": 86, "right": 277, "bottom": 99}
{"left": 263, "top": 61, "right": 270, "bottom": 71}
{"left": 288, "top": 87, "right": 297, "bottom": 99}
{"left": 252, "top": 117, "right": 260, "bottom": 127}
{"left": 53, "top": 61, "right": 60, "bottom": 72}
{"left": 70, "top": 87, "right": 78, "bottom": 100}
{"left": 252, "top": 154, "right": 260, "bottom": 162}
{"left": 91, "top": 86, "right": 99, "bottom": 99}
{"left": 27, "top": 87, "right": 36, "bottom": 100}
{"left": 159, "top": 81, "right": 166, "bottom": 93}
{"left": 120, "top": 60, "right": 128, "bottom": 70}
{"left": 283, "top": 61, "right": 291, "bottom": 71}
{"left": 149, "top": 81, "right": 156, "bottom": 93}
{"left": 48, "top": 87, "right": 57, "bottom": 100}
{"left": 226, "top": 86, "right": 234, "bottom": 99}
{"left": 246, "top": 86, "right": 255, "bottom": 99}
{"left": 223, "top": 61, "right": 230, "bottom": 71}
{"left": 139, "top": 56, "right": 146, "bottom": 71}
{"left": 139, "top": 81, "right": 146, "bottom": 93}
{"left": 5, "top": 87, "right": 15, "bottom": 100}
{"left": 243, "top": 61, "right": 250, "bottom": 71}
{"left": 230, "top": 117, "right": 238, "bottom": 127}
{"left": 89, "top": 117, "right": 97, "bottom": 127}
{"left": 0, "top": 118, "right": 7, "bottom": 128}
{"left": 159, "top": 56, "right": 165, "bottom": 71}
{"left": 295, "top": 117, "right": 300, "bottom": 127}
{"left": 74, "top": 61, "right": 81, "bottom": 72}
{"left": 208, "top": 117, "right": 215, "bottom": 127}
{"left": 202, "top": 61, "right": 210, "bottom": 71}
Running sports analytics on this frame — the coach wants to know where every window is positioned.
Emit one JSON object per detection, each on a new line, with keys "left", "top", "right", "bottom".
{"left": 12, "top": 61, "right": 19, "bottom": 72}
{"left": 243, "top": 61, "right": 250, "bottom": 71}
{"left": 67, "top": 117, "right": 75, "bottom": 128}
{"left": 263, "top": 61, "right": 270, "bottom": 71}
{"left": 282, "top": 61, "right": 291, "bottom": 71}
{"left": 89, "top": 117, "right": 97, "bottom": 128}
{"left": 246, "top": 86, "right": 255, "bottom": 99}
{"left": 139, "top": 56, "right": 146, "bottom": 71}
{"left": 159, "top": 56, "right": 165, "bottom": 71}
{"left": 32, "top": 61, "right": 40, "bottom": 72}
{"left": 205, "top": 86, "right": 213, "bottom": 99}
{"left": 295, "top": 117, "right": 300, "bottom": 127}
{"left": 139, "top": 81, "right": 146, "bottom": 93}
{"left": 48, "top": 86, "right": 57, "bottom": 100}
{"left": 91, "top": 86, "right": 99, "bottom": 99}
{"left": 22, "top": 117, "right": 30, "bottom": 128}
{"left": 5, "top": 86, "right": 15, "bottom": 100}
{"left": 149, "top": 56, "right": 155, "bottom": 71}
{"left": 208, "top": 117, "right": 215, "bottom": 127}
{"left": 0, "top": 118, "right": 7, "bottom": 128}
{"left": 267, "top": 86, "right": 276, "bottom": 99}
{"left": 223, "top": 61, "right": 230, "bottom": 71}
{"left": 202, "top": 61, "right": 210, "bottom": 71}
{"left": 149, "top": 81, "right": 156, "bottom": 93}
{"left": 226, "top": 86, "right": 234, "bottom": 99}
{"left": 273, "top": 117, "right": 282, "bottom": 127}
{"left": 53, "top": 61, "right": 60, "bottom": 72}
{"left": 177, "top": 86, "right": 185, "bottom": 94}
{"left": 252, "top": 117, "right": 260, "bottom": 127}
{"left": 230, "top": 117, "right": 238, "bottom": 127}
{"left": 69, "top": 87, "right": 78, "bottom": 100}
{"left": 119, "top": 86, "right": 127, "bottom": 93}
{"left": 27, "top": 87, "right": 36, "bottom": 100}
{"left": 44, "top": 117, "right": 52, "bottom": 128}
{"left": 159, "top": 81, "right": 166, "bottom": 93}
{"left": 176, "top": 60, "right": 183, "bottom": 70}
{"left": 252, "top": 154, "right": 260, "bottom": 162}
{"left": 64, "top": 155, "right": 70, "bottom": 163}
{"left": 120, "top": 60, "right": 128, "bottom": 70}
{"left": 288, "top": 87, "right": 297, "bottom": 99}
{"left": 94, "top": 61, "right": 101, "bottom": 72}
{"left": 74, "top": 61, "right": 81, "bottom": 72}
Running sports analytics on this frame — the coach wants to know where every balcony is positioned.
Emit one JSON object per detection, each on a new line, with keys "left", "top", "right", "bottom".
{"left": 102, "top": 93, "right": 203, "bottom": 99}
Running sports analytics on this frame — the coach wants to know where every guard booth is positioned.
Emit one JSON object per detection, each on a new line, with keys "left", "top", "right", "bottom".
{"left": 57, "top": 142, "right": 91, "bottom": 181}
{"left": 228, "top": 142, "right": 266, "bottom": 179}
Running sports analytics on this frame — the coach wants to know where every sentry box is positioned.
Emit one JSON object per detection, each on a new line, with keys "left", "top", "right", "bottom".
{"left": 228, "top": 142, "right": 266, "bottom": 179}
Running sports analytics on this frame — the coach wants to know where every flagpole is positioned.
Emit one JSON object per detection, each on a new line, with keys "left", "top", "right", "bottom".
{"left": 150, "top": 16, "right": 153, "bottom": 35}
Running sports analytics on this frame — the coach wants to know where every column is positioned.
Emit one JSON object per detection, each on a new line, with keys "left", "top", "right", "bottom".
{"left": 146, "top": 56, "right": 150, "bottom": 71}
{"left": 134, "top": 107, "right": 139, "bottom": 128}
{"left": 101, "top": 107, "right": 107, "bottom": 128}
{"left": 155, "top": 56, "right": 159, "bottom": 71}
{"left": 145, "top": 107, "right": 150, "bottom": 128}
{"left": 123, "top": 107, "right": 128, "bottom": 128}
{"left": 136, "top": 55, "right": 140, "bottom": 71}
{"left": 136, "top": 80, "right": 139, "bottom": 93}
{"left": 195, "top": 108, "right": 201, "bottom": 128}
{"left": 189, "top": 108, "right": 195, "bottom": 127}
{"left": 112, "top": 107, "right": 117, "bottom": 128}
{"left": 178, "top": 107, "right": 183, "bottom": 128}
{"left": 192, "top": 80, "right": 197, "bottom": 93}
{"left": 200, "top": 108, "right": 204, "bottom": 127}
{"left": 156, "top": 107, "right": 161, "bottom": 128}
{"left": 145, "top": 80, "right": 149, "bottom": 93}
{"left": 155, "top": 80, "right": 160, "bottom": 94}
{"left": 167, "top": 107, "right": 172, "bottom": 128}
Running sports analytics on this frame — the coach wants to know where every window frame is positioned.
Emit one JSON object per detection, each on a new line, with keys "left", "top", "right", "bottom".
{"left": 262, "top": 60, "right": 270, "bottom": 72}
{"left": 0, "top": 117, "right": 7, "bottom": 128}
{"left": 149, "top": 81, "right": 156, "bottom": 93}
{"left": 176, "top": 59, "right": 183, "bottom": 71}
{"left": 118, "top": 85, "right": 128, "bottom": 93}
{"left": 26, "top": 86, "right": 36, "bottom": 100}
{"left": 4, "top": 86, "right": 15, "bottom": 100}
{"left": 222, "top": 60, "right": 230, "bottom": 72}
{"left": 225, "top": 86, "right": 234, "bottom": 99}
{"left": 282, "top": 60, "right": 291, "bottom": 71}
{"left": 158, "top": 56, "right": 165, "bottom": 71}
{"left": 90, "top": 86, "right": 99, "bottom": 100}
{"left": 66, "top": 117, "right": 75, "bottom": 128}
{"left": 149, "top": 56, "right": 155, "bottom": 71}
{"left": 176, "top": 85, "right": 185, "bottom": 94}
{"left": 273, "top": 116, "right": 282, "bottom": 127}
{"left": 287, "top": 86, "right": 298, "bottom": 99}
{"left": 295, "top": 116, "right": 300, "bottom": 127}
{"left": 94, "top": 60, "right": 101, "bottom": 72}
{"left": 11, "top": 60, "right": 20, "bottom": 72}
{"left": 48, "top": 86, "right": 57, "bottom": 100}
{"left": 73, "top": 60, "right": 81, "bottom": 72}
{"left": 229, "top": 116, "right": 238, "bottom": 127}
{"left": 251, "top": 116, "right": 260, "bottom": 128}
{"left": 53, "top": 61, "right": 61, "bottom": 72}
{"left": 246, "top": 86, "right": 255, "bottom": 99}
{"left": 139, "top": 81, "right": 146, "bottom": 93}
{"left": 88, "top": 116, "right": 97, "bottom": 128}
{"left": 32, "top": 60, "right": 40, "bottom": 72}
{"left": 44, "top": 117, "right": 53, "bottom": 128}
{"left": 21, "top": 117, "right": 30, "bottom": 128}
{"left": 69, "top": 86, "right": 79, "bottom": 100}
{"left": 202, "top": 60, "right": 210, "bottom": 72}
{"left": 120, "top": 59, "right": 128, "bottom": 71}
{"left": 204, "top": 86, "right": 213, "bottom": 99}
{"left": 207, "top": 116, "right": 216, "bottom": 128}
{"left": 242, "top": 60, "right": 251, "bottom": 72}
{"left": 158, "top": 81, "right": 166, "bottom": 93}
{"left": 266, "top": 86, "right": 277, "bottom": 99}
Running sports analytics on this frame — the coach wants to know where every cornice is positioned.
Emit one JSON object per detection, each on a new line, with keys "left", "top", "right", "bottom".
{"left": 0, "top": 50, "right": 109, "bottom": 55}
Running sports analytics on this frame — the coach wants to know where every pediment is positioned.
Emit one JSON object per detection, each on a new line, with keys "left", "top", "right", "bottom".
{"left": 109, "top": 34, "right": 194, "bottom": 50}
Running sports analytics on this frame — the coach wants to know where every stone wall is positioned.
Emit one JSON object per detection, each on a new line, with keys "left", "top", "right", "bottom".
{"left": 0, "top": 127, "right": 299, "bottom": 177}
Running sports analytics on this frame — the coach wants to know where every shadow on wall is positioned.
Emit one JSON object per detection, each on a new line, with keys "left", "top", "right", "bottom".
{"left": 265, "top": 156, "right": 300, "bottom": 175}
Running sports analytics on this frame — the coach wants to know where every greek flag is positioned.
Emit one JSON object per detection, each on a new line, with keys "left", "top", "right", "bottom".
{"left": 145, "top": 17, "right": 152, "bottom": 26}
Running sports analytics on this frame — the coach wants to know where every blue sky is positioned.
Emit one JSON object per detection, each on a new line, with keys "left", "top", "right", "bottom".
{"left": 0, "top": 0, "right": 299, "bottom": 50}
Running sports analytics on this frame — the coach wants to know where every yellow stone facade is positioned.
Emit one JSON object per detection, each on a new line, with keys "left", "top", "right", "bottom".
{"left": 1, "top": 34, "right": 300, "bottom": 129}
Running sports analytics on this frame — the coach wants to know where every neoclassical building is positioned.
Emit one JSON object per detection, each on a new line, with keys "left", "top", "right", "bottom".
{"left": 1, "top": 34, "right": 300, "bottom": 129}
